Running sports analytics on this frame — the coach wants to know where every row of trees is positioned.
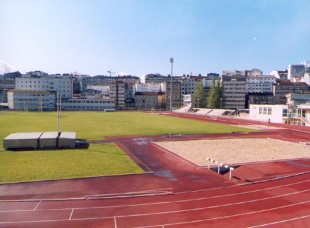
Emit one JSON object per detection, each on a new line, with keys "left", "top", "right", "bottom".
{"left": 194, "top": 80, "right": 222, "bottom": 109}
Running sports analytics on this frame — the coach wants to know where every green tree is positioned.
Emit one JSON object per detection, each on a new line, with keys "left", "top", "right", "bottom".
{"left": 207, "top": 79, "right": 223, "bottom": 108}
{"left": 194, "top": 81, "right": 208, "bottom": 108}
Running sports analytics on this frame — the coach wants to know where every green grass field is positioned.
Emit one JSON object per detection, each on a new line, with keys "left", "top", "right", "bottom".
{"left": 0, "top": 111, "right": 256, "bottom": 183}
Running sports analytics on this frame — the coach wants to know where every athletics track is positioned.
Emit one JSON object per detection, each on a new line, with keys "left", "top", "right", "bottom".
{"left": 0, "top": 113, "right": 309, "bottom": 227}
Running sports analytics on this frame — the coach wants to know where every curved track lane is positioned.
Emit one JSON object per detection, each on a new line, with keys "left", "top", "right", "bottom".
{"left": 0, "top": 112, "right": 309, "bottom": 227}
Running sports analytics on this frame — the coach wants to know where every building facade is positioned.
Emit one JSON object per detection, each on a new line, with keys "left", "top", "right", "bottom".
{"left": 246, "top": 75, "right": 276, "bottom": 93}
{"left": 7, "top": 90, "right": 56, "bottom": 111}
{"left": 109, "top": 81, "right": 129, "bottom": 109}
{"left": 134, "top": 92, "right": 165, "bottom": 110}
{"left": 164, "top": 81, "right": 182, "bottom": 110}
{"left": 273, "top": 80, "right": 310, "bottom": 104}
{"left": 249, "top": 104, "right": 287, "bottom": 123}
{"left": 61, "top": 98, "right": 115, "bottom": 111}
{"left": 222, "top": 76, "right": 246, "bottom": 109}
{"left": 15, "top": 74, "right": 73, "bottom": 99}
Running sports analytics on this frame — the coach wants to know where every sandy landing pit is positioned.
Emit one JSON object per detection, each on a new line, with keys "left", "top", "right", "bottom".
{"left": 155, "top": 138, "right": 310, "bottom": 166}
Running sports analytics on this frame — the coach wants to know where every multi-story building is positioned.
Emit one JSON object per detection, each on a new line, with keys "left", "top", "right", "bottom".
{"left": 270, "top": 70, "right": 288, "bottom": 80}
{"left": 288, "top": 64, "right": 305, "bottom": 82}
{"left": 180, "top": 77, "right": 196, "bottom": 106}
{"left": 246, "top": 93, "right": 274, "bottom": 108}
{"left": 134, "top": 92, "right": 165, "bottom": 110}
{"left": 7, "top": 90, "right": 56, "bottom": 111}
{"left": 0, "top": 72, "right": 21, "bottom": 106}
{"left": 145, "top": 74, "right": 170, "bottom": 83}
{"left": 83, "top": 75, "right": 140, "bottom": 87}
{"left": 15, "top": 74, "right": 73, "bottom": 98}
{"left": 85, "top": 85, "right": 110, "bottom": 98}
{"left": 164, "top": 81, "right": 182, "bottom": 110}
{"left": 109, "top": 81, "right": 129, "bottom": 109}
{"left": 246, "top": 75, "right": 276, "bottom": 93}
{"left": 134, "top": 83, "right": 163, "bottom": 93}
{"left": 246, "top": 68, "right": 263, "bottom": 76}
{"left": 222, "top": 75, "right": 246, "bottom": 109}
{"left": 273, "top": 80, "right": 310, "bottom": 104}
{"left": 222, "top": 70, "right": 246, "bottom": 77}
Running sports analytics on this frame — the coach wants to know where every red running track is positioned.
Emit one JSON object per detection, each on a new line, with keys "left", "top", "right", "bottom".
{"left": 0, "top": 113, "right": 309, "bottom": 227}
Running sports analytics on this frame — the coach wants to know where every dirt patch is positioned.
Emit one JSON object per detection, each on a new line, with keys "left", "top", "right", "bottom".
{"left": 155, "top": 138, "right": 310, "bottom": 166}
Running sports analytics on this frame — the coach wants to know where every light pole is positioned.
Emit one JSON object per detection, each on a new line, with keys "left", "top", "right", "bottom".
{"left": 170, "top": 57, "right": 174, "bottom": 111}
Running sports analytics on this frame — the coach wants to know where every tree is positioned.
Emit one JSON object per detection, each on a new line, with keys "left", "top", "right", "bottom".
{"left": 207, "top": 79, "right": 222, "bottom": 108}
{"left": 194, "top": 81, "right": 208, "bottom": 108}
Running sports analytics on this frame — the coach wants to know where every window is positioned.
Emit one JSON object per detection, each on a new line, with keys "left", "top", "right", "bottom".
{"left": 268, "top": 107, "right": 272, "bottom": 115}
{"left": 263, "top": 107, "right": 267, "bottom": 115}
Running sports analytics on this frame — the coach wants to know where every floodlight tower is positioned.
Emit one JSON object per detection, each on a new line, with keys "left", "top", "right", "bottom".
{"left": 170, "top": 57, "right": 174, "bottom": 111}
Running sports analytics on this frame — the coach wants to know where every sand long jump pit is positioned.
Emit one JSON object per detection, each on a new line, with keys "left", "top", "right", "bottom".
{"left": 155, "top": 138, "right": 310, "bottom": 166}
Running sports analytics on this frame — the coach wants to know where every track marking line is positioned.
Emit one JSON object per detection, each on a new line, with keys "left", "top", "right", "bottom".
{"left": 1, "top": 200, "right": 309, "bottom": 226}
{"left": 2, "top": 178, "right": 308, "bottom": 214}
{"left": 140, "top": 200, "right": 310, "bottom": 228}
{"left": 114, "top": 217, "right": 117, "bottom": 228}
{"left": 33, "top": 201, "right": 41, "bottom": 211}
{"left": 250, "top": 214, "right": 310, "bottom": 227}
{"left": 56, "top": 179, "right": 310, "bottom": 212}
{"left": 112, "top": 189, "right": 310, "bottom": 219}
{"left": 69, "top": 208, "right": 74, "bottom": 220}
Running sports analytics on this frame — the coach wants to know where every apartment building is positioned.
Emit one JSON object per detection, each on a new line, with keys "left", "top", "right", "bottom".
{"left": 164, "top": 81, "right": 182, "bottom": 110}
{"left": 134, "top": 92, "right": 165, "bottom": 110}
{"left": 7, "top": 90, "right": 56, "bottom": 111}
{"left": 109, "top": 81, "right": 129, "bottom": 109}
{"left": 134, "top": 83, "right": 163, "bottom": 93}
{"left": 15, "top": 74, "right": 73, "bottom": 98}
{"left": 273, "top": 80, "right": 310, "bottom": 104}
{"left": 222, "top": 75, "right": 246, "bottom": 109}
{"left": 288, "top": 64, "right": 305, "bottom": 82}
{"left": 246, "top": 75, "right": 276, "bottom": 93}
{"left": 145, "top": 74, "right": 170, "bottom": 83}
{"left": 180, "top": 77, "right": 196, "bottom": 106}
{"left": 270, "top": 70, "right": 288, "bottom": 80}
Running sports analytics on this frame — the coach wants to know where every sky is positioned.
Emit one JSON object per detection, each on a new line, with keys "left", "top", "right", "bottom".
{"left": 1, "top": 0, "right": 310, "bottom": 80}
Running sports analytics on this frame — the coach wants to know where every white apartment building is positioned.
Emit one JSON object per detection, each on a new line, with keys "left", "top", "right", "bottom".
{"left": 15, "top": 74, "right": 73, "bottom": 98}
{"left": 180, "top": 77, "right": 196, "bottom": 106}
{"left": 7, "top": 90, "right": 56, "bottom": 111}
{"left": 134, "top": 83, "right": 163, "bottom": 93}
{"left": 246, "top": 75, "right": 276, "bottom": 93}
{"left": 86, "top": 85, "right": 110, "bottom": 96}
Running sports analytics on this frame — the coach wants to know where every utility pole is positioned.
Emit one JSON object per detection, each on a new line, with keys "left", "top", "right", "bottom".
{"left": 170, "top": 57, "right": 174, "bottom": 111}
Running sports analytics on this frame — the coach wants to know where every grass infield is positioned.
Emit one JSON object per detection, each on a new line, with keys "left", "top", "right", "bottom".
{"left": 0, "top": 111, "right": 255, "bottom": 183}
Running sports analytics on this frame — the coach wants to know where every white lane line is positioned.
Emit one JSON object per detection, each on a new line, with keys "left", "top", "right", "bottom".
{"left": 69, "top": 208, "right": 74, "bottom": 220}
{"left": 69, "top": 179, "right": 310, "bottom": 210}
{"left": 140, "top": 201, "right": 310, "bottom": 228}
{"left": 1, "top": 178, "right": 308, "bottom": 214}
{"left": 114, "top": 217, "right": 117, "bottom": 228}
{"left": 33, "top": 201, "right": 41, "bottom": 211}
{"left": 250, "top": 214, "right": 310, "bottom": 227}
{"left": 1, "top": 200, "right": 309, "bottom": 226}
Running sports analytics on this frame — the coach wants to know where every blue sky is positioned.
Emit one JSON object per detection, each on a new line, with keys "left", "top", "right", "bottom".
{"left": 1, "top": 0, "right": 309, "bottom": 79}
